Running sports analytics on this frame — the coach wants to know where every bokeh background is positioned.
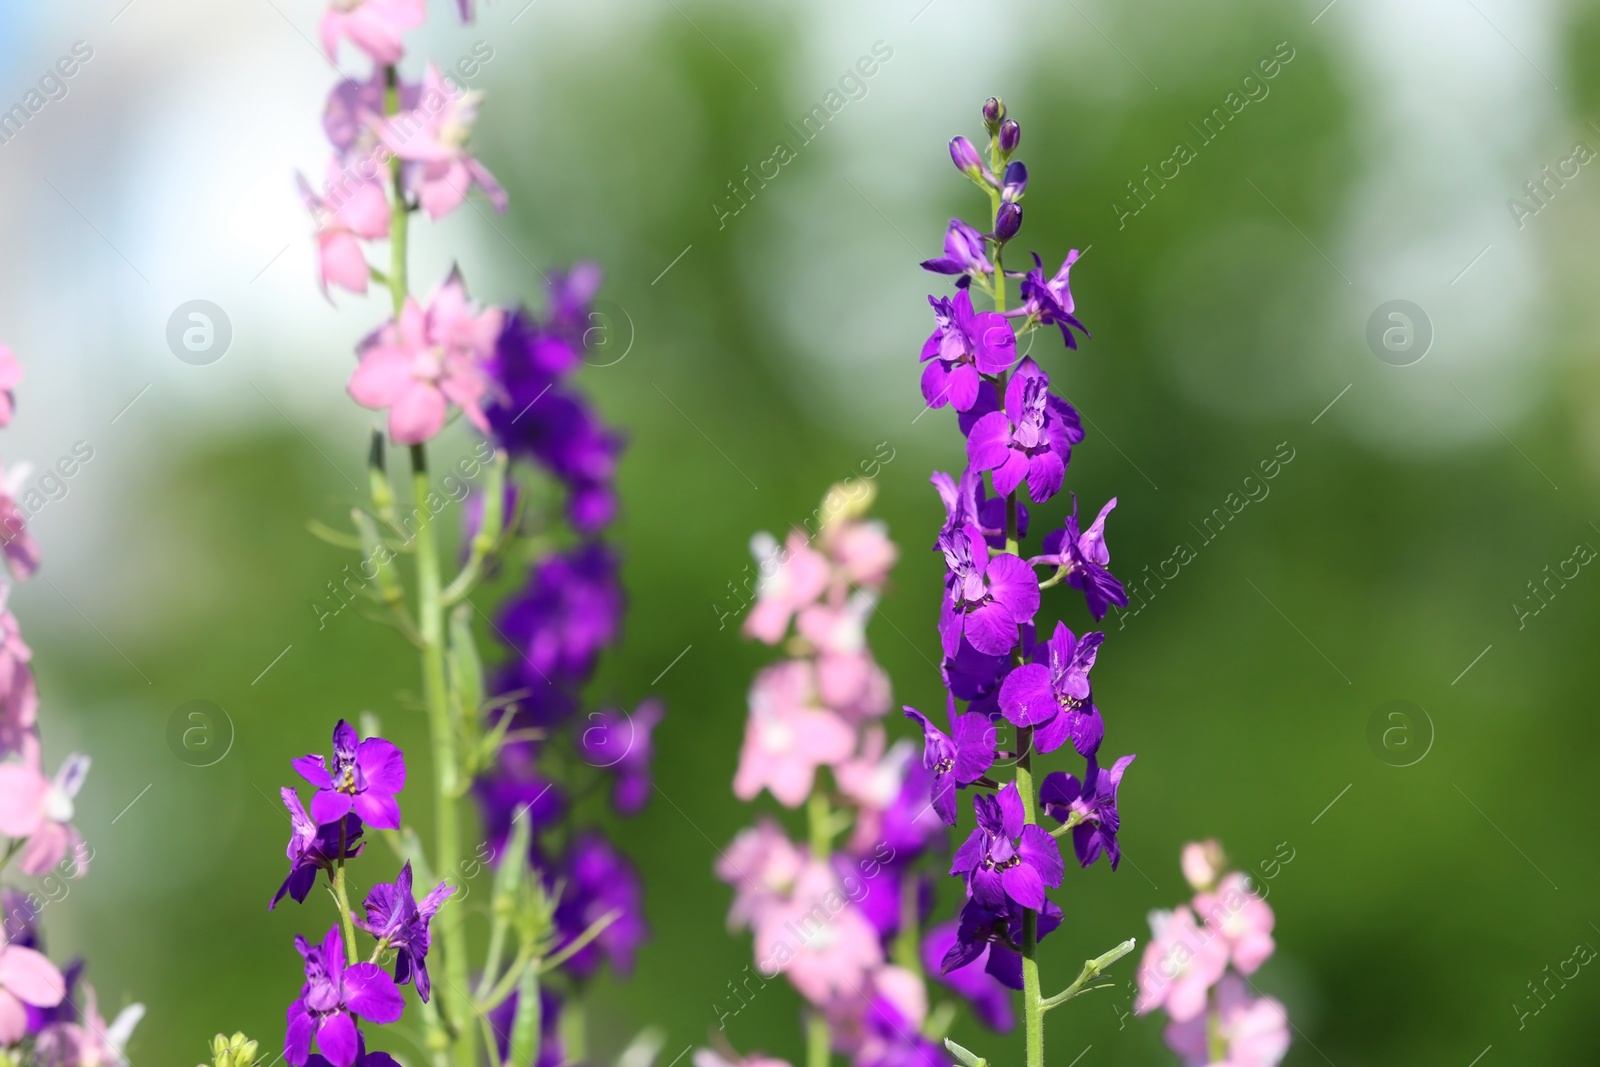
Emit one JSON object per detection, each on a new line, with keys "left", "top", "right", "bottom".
{"left": 1, "top": 0, "right": 1598, "bottom": 1063}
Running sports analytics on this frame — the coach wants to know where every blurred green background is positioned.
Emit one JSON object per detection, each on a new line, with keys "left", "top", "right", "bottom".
{"left": 4, "top": 0, "right": 1600, "bottom": 1064}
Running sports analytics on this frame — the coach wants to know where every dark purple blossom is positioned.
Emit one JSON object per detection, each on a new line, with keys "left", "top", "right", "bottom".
{"left": 920, "top": 291, "right": 1017, "bottom": 412}
{"left": 920, "top": 219, "right": 992, "bottom": 287}
{"left": 950, "top": 782, "right": 1063, "bottom": 912}
{"left": 1041, "top": 754, "right": 1133, "bottom": 870}
{"left": 292, "top": 720, "right": 406, "bottom": 831}
{"left": 937, "top": 523, "right": 1039, "bottom": 658}
{"left": 948, "top": 136, "right": 985, "bottom": 179}
{"left": 304, "top": 1040, "right": 399, "bottom": 1067}
{"left": 551, "top": 834, "right": 648, "bottom": 979}
{"left": 997, "top": 621, "right": 1104, "bottom": 757}
{"left": 877, "top": 755, "right": 949, "bottom": 863}
{"left": 930, "top": 467, "right": 1026, "bottom": 550}
{"left": 904, "top": 697, "right": 995, "bottom": 825}
{"left": 992, "top": 202, "right": 1021, "bottom": 243}
{"left": 998, "top": 119, "right": 1020, "bottom": 155}
{"left": 284, "top": 928, "right": 404, "bottom": 1067}
{"left": 940, "top": 635, "right": 1012, "bottom": 719}
{"left": 473, "top": 771, "right": 567, "bottom": 865}
{"left": 922, "top": 920, "right": 1014, "bottom": 1032}
{"left": 498, "top": 543, "right": 623, "bottom": 686}
{"left": 355, "top": 861, "right": 454, "bottom": 1002}
{"left": 1015, "top": 252, "right": 1088, "bottom": 349}
{"left": 576, "top": 699, "right": 661, "bottom": 815}
{"left": 965, "top": 357, "right": 1083, "bottom": 503}
{"left": 271, "top": 787, "right": 365, "bottom": 910}
{"left": 1032, "top": 496, "right": 1128, "bottom": 621}
{"left": 941, "top": 892, "right": 1062, "bottom": 991}
{"left": 860, "top": 994, "right": 953, "bottom": 1067}
{"left": 1000, "top": 161, "right": 1027, "bottom": 203}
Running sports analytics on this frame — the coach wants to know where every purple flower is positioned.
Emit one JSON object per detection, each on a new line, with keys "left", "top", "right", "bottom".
{"left": 997, "top": 621, "right": 1104, "bottom": 757}
{"left": 965, "top": 357, "right": 1083, "bottom": 504}
{"left": 473, "top": 771, "right": 566, "bottom": 865}
{"left": 305, "top": 1040, "right": 399, "bottom": 1067}
{"left": 921, "top": 920, "right": 1015, "bottom": 1032}
{"left": 292, "top": 720, "right": 407, "bottom": 831}
{"left": 284, "top": 928, "right": 404, "bottom": 1067}
{"left": 1015, "top": 252, "right": 1088, "bottom": 349}
{"left": 1040, "top": 754, "right": 1134, "bottom": 870}
{"left": 950, "top": 782, "right": 1063, "bottom": 912}
{"left": 271, "top": 787, "right": 365, "bottom": 910}
{"left": 551, "top": 834, "right": 647, "bottom": 979}
{"left": 937, "top": 523, "right": 1040, "bottom": 658}
{"left": 920, "top": 218, "right": 992, "bottom": 286}
{"left": 877, "top": 756, "right": 949, "bottom": 863}
{"left": 948, "top": 136, "right": 987, "bottom": 180}
{"left": 576, "top": 699, "right": 662, "bottom": 815}
{"left": 1000, "top": 161, "right": 1027, "bottom": 203}
{"left": 355, "top": 861, "right": 454, "bottom": 1002}
{"left": 487, "top": 987, "right": 563, "bottom": 1067}
{"left": 904, "top": 697, "right": 995, "bottom": 825}
{"left": 941, "top": 892, "right": 1063, "bottom": 991}
{"left": 498, "top": 544, "right": 623, "bottom": 686}
{"left": 930, "top": 467, "right": 1026, "bottom": 550}
{"left": 859, "top": 993, "right": 953, "bottom": 1067}
{"left": 920, "top": 291, "right": 1017, "bottom": 412}
{"left": 992, "top": 202, "right": 1021, "bottom": 243}
{"left": 940, "top": 636, "right": 1012, "bottom": 719}
{"left": 998, "top": 119, "right": 1021, "bottom": 155}
{"left": 1032, "top": 496, "right": 1128, "bottom": 621}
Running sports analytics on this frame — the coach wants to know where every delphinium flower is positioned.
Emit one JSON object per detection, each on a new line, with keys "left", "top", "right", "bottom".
{"left": 1135, "top": 843, "right": 1290, "bottom": 1066}
{"left": 270, "top": 788, "right": 364, "bottom": 909}
{"left": 354, "top": 862, "right": 453, "bottom": 1001}
{"left": 0, "top": 347, "right": 19, "bottom": 427}
{"left": 911, "top": 99, "right": 1143, "bottom": 1067}
{"left": 285, "top": 928, "right": 405, "bottom": 1067}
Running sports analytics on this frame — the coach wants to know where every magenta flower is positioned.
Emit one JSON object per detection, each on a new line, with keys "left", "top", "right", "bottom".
{"left": 750, "top": 861, "right": 882, "bottom": 1005}
{"left": 0, "top": 347, "right": 20, "bottom": 427}
{"left": 1032, "top": 496, "right": 1127, "bottom": 621}
{"left": 576, "top": 698, "right": 662, "bottom": 815}
{"left": 0, "top": 941, "right": 64, "bottom": 1043}
{"left": 920, "top": 218, "right": 992, "bottom": 286}
{"left": 931, "top": 467, "right": 1026, "bottom": 551}
{"left": 319, "top": 0, "right": 424, "bottom": 65}
{"left": 284, "top": 927, "right": 405, "bottom": 1067}
{"left": 348, "top": 270, "right": 502, "bottom": 445}
{"left": 965, "top": 357, "right": 1083, "bottom": 503}
{"left": 941, "top": 892, "right": 1063, "bottom": 991}
{"left": 950, "top": 782, "right": 1063, "bottom": 912}
{"left": 356, "top": 861, "right": 453, "bottom": 1002}
{"left": 997, "top": 621, "right": 1104, "bottom": 756}
{"left": 903, "top": 697, "right": 994, "bottom": 825}
{"left": 377, "top": 65, "right": 507, "bottom": 220}
{"left": 0, "top": 466, "right": 40, "bottom": 580}
{"left": 937, "top": 523, "right": 1039, "bottom": 658}
{"left": 1040, "top": 753, "right": 1134, "bottom": 869}
{"left": 298, "top": 166, "right": 389, "bottom": 299}
{"left": 271, "top": 787, "right": 364, "bottom": 910}
{"left": 292, "top": 720, "right": 406, "bottom": 831}
{"left": 919, "top": 290, "right": 1017, "bottom": 411}
{"left": 1015, "top": 251, "right": 1088, "bottom": 349}
{"left": 0, "top": 752, "right": 89, "bottom": 876}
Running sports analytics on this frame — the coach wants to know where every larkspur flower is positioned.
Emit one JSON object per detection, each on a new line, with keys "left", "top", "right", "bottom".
{"left": 1163, "top": 973, "right": 1290, "bottom": 1067}
{"left": 742, "top": 531, "right": 830, "bottom": 644}
{"left": 319, "top": 0, "right": 425, "bottom": 64}
{"left": 270, "top": 787, "right": 364, "bottom": 910}
{"left": 0, "top": 347, "right": 20, "bottom": 427}
{"left": 941, "top": 892, "right": 1063, "bottom": 991}
{"left": 33, "top": 985, "right": 144, "bottom": 1067}
{"left": 0, "top": 753, "right": 90, "bottom": 876}
{"left": 576, "top": 698, "right": 662, "bottom": 815}
{"left": 903, "top": 697, "right": 995, "bottom": 825}
{"left": 472, "top": 770, "right": 566, "bottom": 864}
{"left": 1182, "top": 839, "right": 1227, "bottom": 892}
{"left": 355, "top": 861, "right": 453, "bottom": 1002}
{"left": 797, "top": 595, "right": 892, "bottom": 720}
{"left": 931, "top": 467, "right": 1025, "bottom": 550}
{"left": 498, "top": 542, "right": 623, "bottom": 686}
{"left": 949, "top": 782, "right": 1063, "bottom": 912}
{"left": 1193, "top": 872, "right": 1276, "bottom": 975}
{"left": 0, "top": 467, "right": 40, "bottom": 581}
{"left": 552, "top": 834, "right": 648, "bottom": 978}
{"left": 348, "top": 270, "right": 502, "bottom": 445}
{"left": 997, "top": 621, "right": 1105, "bottom": 757}
{"left": 284, "top": 928, "right": 404, "bottom": 1067}
{"left": 1032, "top": 496, "right": 1127, "bottom": 621}
{"left": 1134, "top": 905, "right": 1230, "bottom": 1023}
{"left": 751, "top": 861, "right": 882, "bottom": 1004}
{"left": 734, "top": 660, "right": 855, "bottom": 807}
{"left": 940, "top": 634, "right": 1013, "bottom": 721}
{"left": 919, "top": 290, "right": 1018, "bottom": 412}
{"left": 1014, "top": 252, "right": 1088, "bottom": 348}
{"left": 377, "top": 65, "right": 507, "bottom": 219}
{"left": 0, "top": 603, "right": 37, "bottom": 761}
{"left": 292, "top": 719, "right": 406, "bottom": 832}
{"left": 0, "top": 942, "right": 64, "bottom": 1044}
{"left": 1040, "top": 754, "right": 1134, "bottom": 869}
{"left": 920, "top": 219, "right": 992, "bottom": 286}
{"left": 921, "top": 920, "right": 1014, "bottom": 1032}
{"left": 297, "top": 166, "right": 389, "bottom": 299}
{"left": 716, "top": 818, "right": 805, "bottom": 930}
{"left": 937, "top": 523, "right": 1039, "bottom": 658}
{"left": 965, "top": 357, "right": 1084, "bottom": 503}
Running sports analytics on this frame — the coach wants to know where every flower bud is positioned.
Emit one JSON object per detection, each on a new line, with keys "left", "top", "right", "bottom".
{"left": 949, "top": 136, "right": 983, "bottom": 177}
{"left": 982, "top": 97, "right": 1005, "bottom": 132}
{"left": 1181, "top": 839, "right": 1227, "bottom": 892}
{"left": 999, "top": 119, "right": 1021, "bottom": 156}
{"left": 993, "top": 202, "right": 1022, "bottom": 243}
{"left": 1001, "top": 161, "right": 1028, "bottom": 203}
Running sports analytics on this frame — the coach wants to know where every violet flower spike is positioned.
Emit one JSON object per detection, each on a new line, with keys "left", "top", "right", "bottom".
{"left": 965, "top": 356, "right": 1084, "bottom": 503}
{"left": 920, "top": 218, "right": 993, "bottom": 287}
{"left": 950, "top": 782, "right": 1064, "bottom": 912}
{"left": 997, "top": 620, "right": 1105, "bottom": 757}
{"left": 293, "top": 719, "right": 407, "bottom": 831}
{"left": 284, "top": 928, "right": 404, "bottom": 1067}
{"left": 930, "top": 467, "right": 1026, "bottom": 550}
{"left": 920, "top": 290, "right": 1018, "bottom": 412}
{"left": 1033, "top": 495, "right": 1129, "bottom": 621}
{"left": 271, "top": 788, "right": 365, "bottom": 910}
{"left": 937, "top": 523, "right": 1040, "bottom": 658}
{"left": 355, "top": 861, "right": 454, "bottom": 1002}
{"left": 1041, "top": 754, "right": 1135, "bottom": 870}
{"left": 903, "top": 696, "right": 995, "bottom": 826}
{"left": 1015, "top": 251, "right": 1089, "bottom": 349}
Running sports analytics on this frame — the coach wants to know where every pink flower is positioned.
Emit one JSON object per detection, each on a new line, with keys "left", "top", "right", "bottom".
{"left": 823, "top": 963, "right": 926, "bottom": 1056}
{"left": 751, "top": 861, "right": 882, "bottom": 1005}
{"left": 1163, "top": 974, "right": 1290, "bottom": 1067}
{"left": 376, "top": 65, "right": 506, "bottom": 220}
{"left": 319, "top": 0, "right": 425, "bottom": 65}
{"left": 743, "top": 531, "right": 829, "bottom": 644}
{"left": 798, "top": 595, "right": 891, "bottom": 719}
{"left": 1182, "top": 838, "right": 1226, "bottom": 892}
{"left": 716, "top": 819, "right": 804, "bottom": 930}
{"left": 1135, "top": 905, "right": 1229, "bottom": 1023}
{"left": 0, "top": 942, "right": 64, "bottom": 1043}
{"left": 0, "top": 347, "right": 21, "bottom": 427}
{"left": 832, "top": 732, "right": 913, "bottom": 854}
{"left": 348, "top": 270, "right": 502, "bottom": 445}
{"left": 0, "top": 603, "right": 37, "bottom": 761}
{"left": 0, "top": 465, "right": 39, "bottom": 581}
{"left": 733, "top": 662, "right": 854, "bottom": 807}
{"left": 824, "top": 519, "right": 897, "bottom": 590}
{"left": 0, "top": 753, "right": 90, "bottom": 877}
{"left": 298, "top": 165, "right": 390, "bottom": 299}
{"left": 34, "top": 985, "right": 143, "bottom": 1067}
{"left": 1194, "top": 873, "right": 1276, "bottom": 975}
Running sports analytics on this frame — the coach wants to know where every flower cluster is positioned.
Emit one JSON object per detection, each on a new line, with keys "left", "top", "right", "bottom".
{"left": 0, "top": 346, "right": 142, "bottom": 1067}
{"left": 1135, "top": 842, "right": 1290, "bottom": 1067}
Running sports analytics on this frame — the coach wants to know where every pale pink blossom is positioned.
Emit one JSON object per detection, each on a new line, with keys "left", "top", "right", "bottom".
{"left": 824, "top": 519, "right": 897, "bottom": 590}
{"left": 833, "top": 733, "right": 914, "bottom": 854}
{"left": 0, "top": 753, "right": 90, "bottom": 877}
{"left": 798, "top": 594, "right": 892, "bottom": 718}
{"left": 1135, "top": 905, "right": 1229, "bottom": 1023}
{"left": 0, "top": 464, "right": 39, "bottom": 581}
{"left": 751, "top": 861, "right": 882, "bottom": 1005}
{"left": 823, "top": 963, "right": 925, "bottom": 1056}
{"left": 35, "top": 985, "right": 143, "bottom": 1067}
{"left": 1163, "top": 974, "right": 1290, "bottom": 1067}
{"left": 348, "top": 270, "right": 502, "bottom": 444}
{"left": 298, "top": 164, "right": 390, "bottom": 298}
{"left": 1195, "top": 872, "right": 1276, "bottom": 975}
{"left": 377, "top": 65, "right": 506, "bottom": 220}
{"left": 744, "top": 531, "right": 829, "bottom": 644}
{"left": 734, "top": 661, "right": 854, "bottom": 808}
{"left": 319, "top": 0, "right": 424, "bottom": 65}
{"left": 0, "top": 941, "right": 64, "bottom": 1041}
{"left": 1182, "top": 838, "right": 1226, "bottom": 892}
{"left": 716, "top": 819, "right": 804, "bottom": 930}
{"left": 0, "top": 347, "right": 21, "bottom": 427}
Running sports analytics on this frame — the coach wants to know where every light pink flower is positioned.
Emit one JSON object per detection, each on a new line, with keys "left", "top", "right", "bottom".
{"left": 1195, "top": 872, "right": 1276, "bottom": 975}
{"left": 319, "top": 0, "right": 425, "bottom": 65}
{"left": 34, "top": 985, "right": 143, "bottom": 1067}
{"left": 377, "top": 65, "right": 506, "bottom": 220}
{"left": 752, "top": 861, "right": 882, "bottom": 1005}
{"left": 824, "top": 519, "right": 897, "bottom": 590}
{"left": 823, "top": 963, "right": 926, "bottom": 1056}
{"left": 833, "top": 733, "right": 913, "bottom": 854}
{"left": 348, "top": 270, "right": 502, "bottom": 445}
{"left": 0, "top": 465, "right": 39, "bottom": 581}
{"left": 716, "top": 819, "right": 804, "bottom": 931}
{"left": 1135, "top": 905, "right": 1230, "bottom": 1023}
{"left": 298, "top": 164, "right": 390, "bottom": 299}
{"left": 0, "top": 753, "right": 90, "bottom": 877}
{"left": 1182, "top": 838, "right": 1226, "bottom": 892}
{"left": 1163, "top": 974, "right": 1290, "bottom": 1067}
{"left": 798, "top": 595, "right": 891, "bottom": 719}
{"left": 744, "top": 531, "right": 829, "bottom": 644}
{"left": 0, "top": 943, "right": 64, "bottom": 1042}
{"left": 734, "top": 661, "right": 854, "bottom": 808}
{"left": 0, "top": 601, "right": 36, "bottom": 762}
{"left": 0, "top": 347, "right": 21, "bottom": 428}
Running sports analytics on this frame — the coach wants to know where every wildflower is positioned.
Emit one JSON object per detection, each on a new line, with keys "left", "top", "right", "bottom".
{"left": 1015, "top": 251, "right": 1088, "bottom": 349}
{"left": 734, "top": 661, "right": 854, "bottom": 807}
{"left": 997, "top": 621, "right": 1105, "bottom": 757}
{"left": 937, "top": 523, "right": 1039, "bottom": 658}
{"left": 297, "top": 167, "right": 389, "bottom": 299}
{"left": 920, "top": 219, "right": 992, "bottom": 286}
{"left": 284, "top": 928, "right": 404, "bottom": 1067}
{"left": 919, "top": 290, "right": 1018, "bottom": 411}
{"left": 950, "top": 782, "right": 1062, "bottom": 913}
{"left": 1040, "top": 753, "right": 1134, "bottom": 869}
{"left": 0, "top": 752, "right": 90, "bottom": 876}
{"left": 0, "top": 941, "right": 64, "bottom": 1043}
{"left": 1032, "top": 497, "right": 1127, "bottom": 621}
{"left": 1134, "top": 905, "right": 1229, "bottom": 1023}
{"left": 551, "top": 834, "right": 648, "bottom": 979}
{"left": 270, "top": 787, "right": 364, "bottom": 910}
{"left": 355, "top": 862, "right": 453, "bottom": 1002}
{"left": 1193, "top": 872, "right": 1276, "bottom": 975}
{"left": 903, "top": 697, "right": 995, "bottom": 826}
{"left": 319, "top": 0, "right": 425, "bottom": 65}
{"left": 377, "top": 65, "right": 506, "bottom": 219}
{"left": 292, "top": 720, "right": 406, "bottom": 831}
{"left": 922, "top": 920, "right": 1014, "bottom": 1032}
{"left": 576, "top": 699, "right": 662, "bottom": 815}
{"left": 1162, "top": 973, "right": 1290, "bottom": 1067}
{"left": 965, "top": 357, "right": 1083, "bottom": 504}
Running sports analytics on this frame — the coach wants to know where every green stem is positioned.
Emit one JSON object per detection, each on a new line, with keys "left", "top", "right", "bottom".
{"left": 331, "top": 820, "right": 360, "bottom": 964}
{"left": 1015, "top": 726, "right": 1044, "bottom": 1067}
{"left": 1206, "top": 990, "right": 1226, "bottom": 1062}
{"left": 807, "top": 789, "right": 834, "bottom": 858}
{"left": 385, "top": 65, "right": 409, "bottom": 316}
{"left": 806, "top": 1011, "right": 831, "bottom": 1067}
{"left": 1038, "top": 939, "right": 1137, "bottom": 1010}
{"left": 891, "top": 869, "right": 922, "bottom": 975}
